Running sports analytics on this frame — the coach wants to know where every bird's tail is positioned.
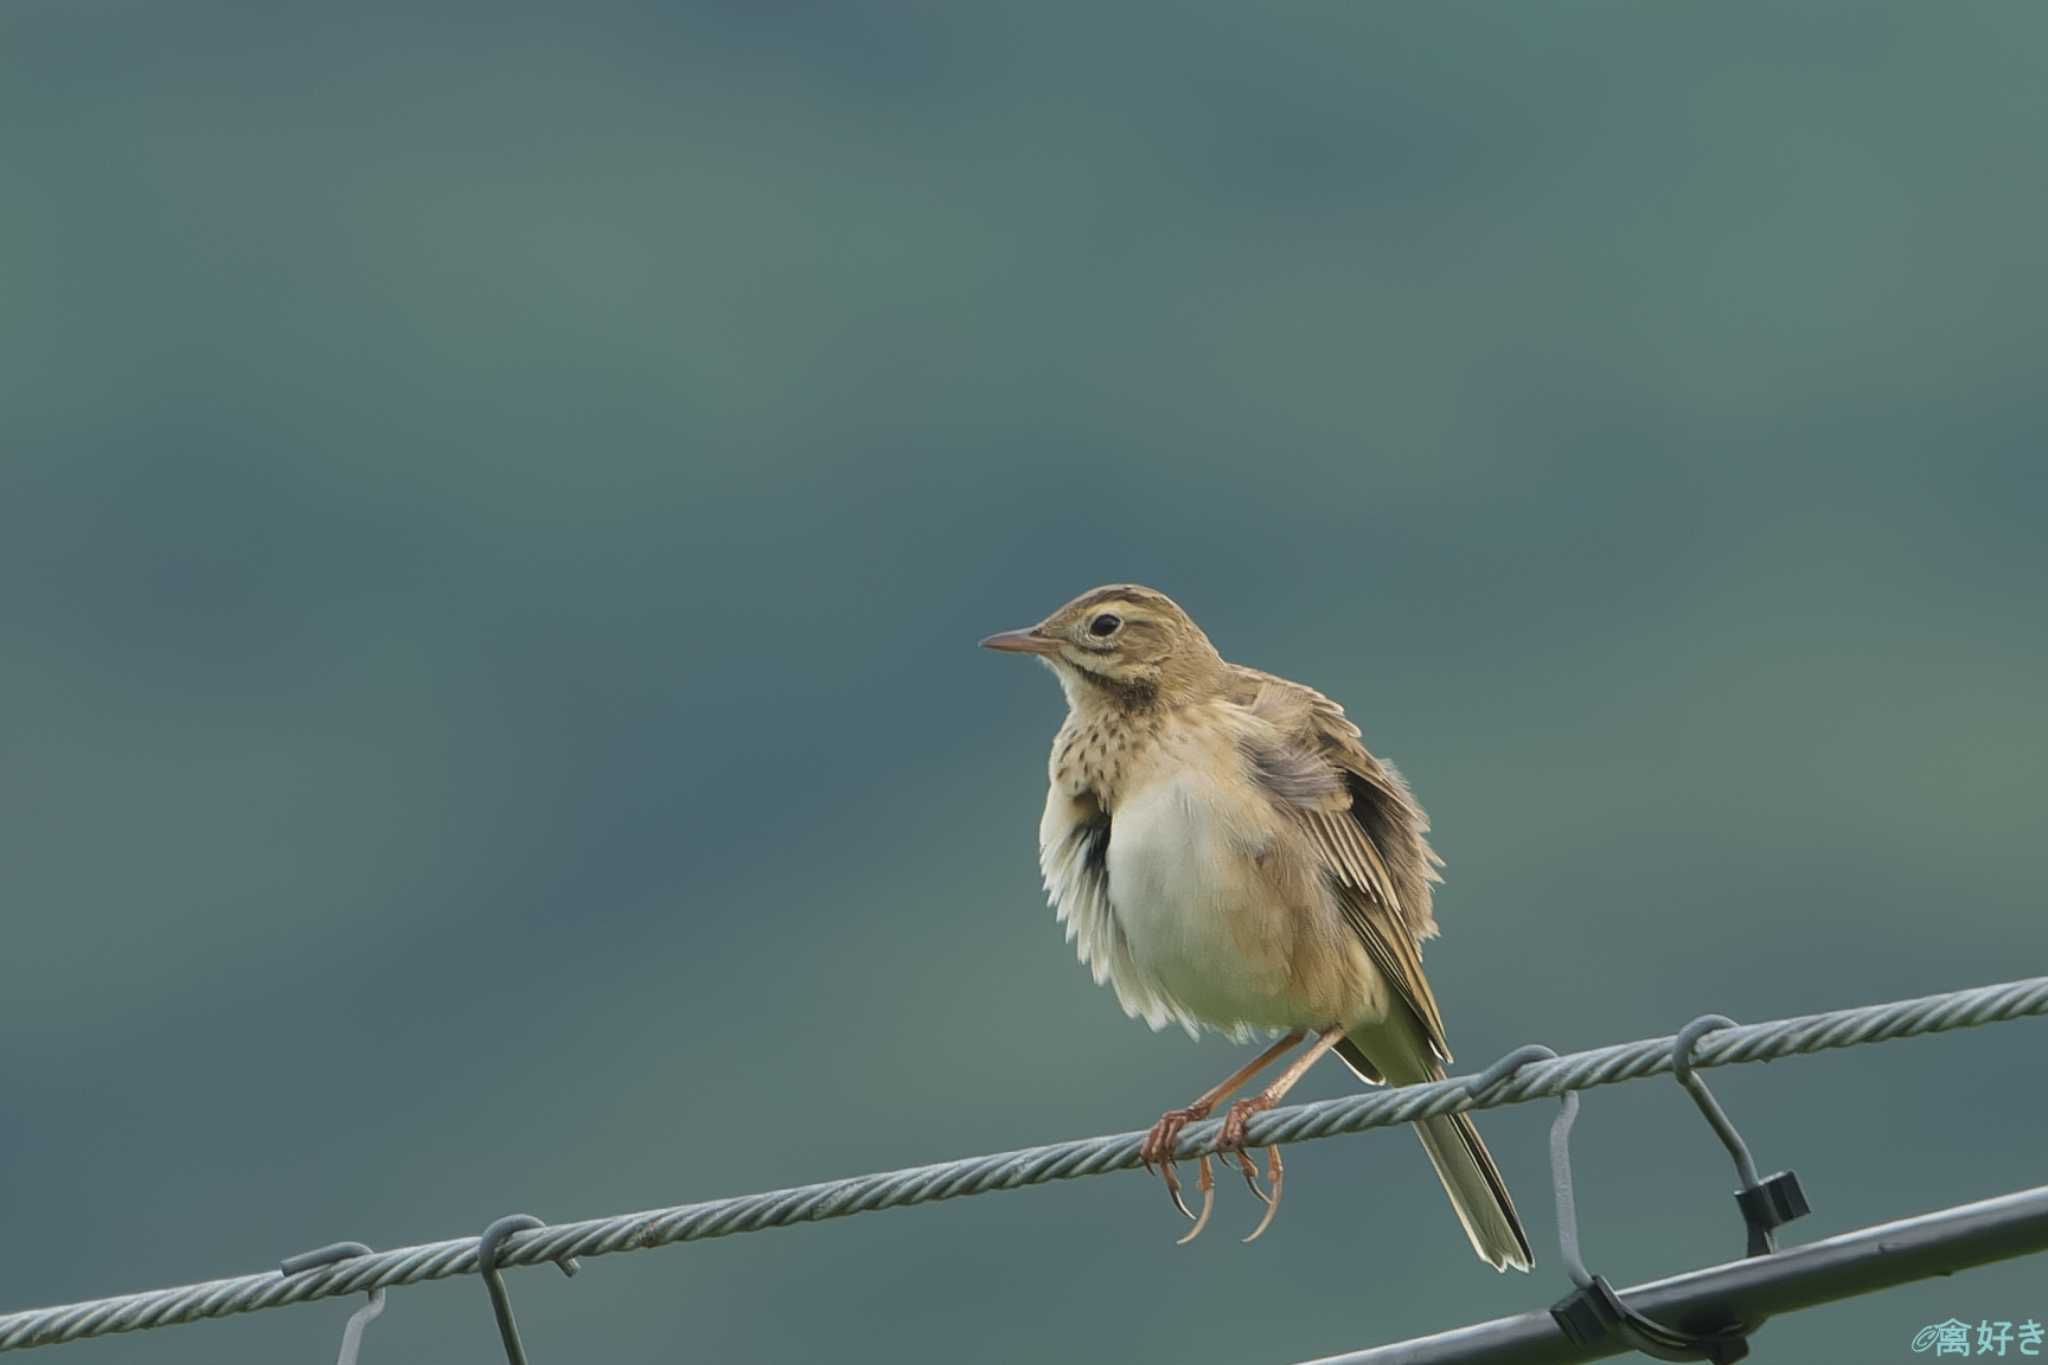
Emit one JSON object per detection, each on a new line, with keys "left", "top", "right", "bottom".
{"left": 1342, "top": 1013, "right": 1534, "bottom": 1273}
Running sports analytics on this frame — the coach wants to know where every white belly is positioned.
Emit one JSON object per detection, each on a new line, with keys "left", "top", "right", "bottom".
{"left": 1105, "top": 774, "right": 1299, "bottom": 1037}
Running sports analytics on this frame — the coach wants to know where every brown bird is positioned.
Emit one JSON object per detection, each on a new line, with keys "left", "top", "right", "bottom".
{"left": 981, "top": 584, "right": 1531, "bottom": 1268}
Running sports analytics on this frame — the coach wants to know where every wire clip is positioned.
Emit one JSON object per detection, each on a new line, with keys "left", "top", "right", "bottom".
{"left": 1671, "top": 1014, "right": 1810, "bottom": 1257}
{"left": 1465, "top": 1040, "right": 1760, "bottom": 1363}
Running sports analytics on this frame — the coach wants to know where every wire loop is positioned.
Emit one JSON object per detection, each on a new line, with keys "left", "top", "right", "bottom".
{"left": 279, "top": 1242, "right": 384, "bottom": 1365}
{"left": 1465, "top": 1043, "right": 1562, "bottom": 1099}
{"left": 477, "top": 1216, "right": 579, "bottom": 1365}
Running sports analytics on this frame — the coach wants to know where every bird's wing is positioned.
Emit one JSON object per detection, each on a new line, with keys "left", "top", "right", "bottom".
{"left": 1229, "top": 665, "right": 1452, "bottom": 1061}
{"left": 1038, "top": 785, "right": 1195, "bottom": 1036}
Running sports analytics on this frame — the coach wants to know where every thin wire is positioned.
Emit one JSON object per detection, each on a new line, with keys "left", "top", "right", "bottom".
{"left": 2, "top": 974, "right": 2044, "bottom": 1353}
{"left": 332, "top": 1296, "right": 383, "bottom": 1365}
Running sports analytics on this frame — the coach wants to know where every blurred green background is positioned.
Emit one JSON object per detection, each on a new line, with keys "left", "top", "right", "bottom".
{"left": 5, "top": 3, "right": 2046, "bottom": 1362}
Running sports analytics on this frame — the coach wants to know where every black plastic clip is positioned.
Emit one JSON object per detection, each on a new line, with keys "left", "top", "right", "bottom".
{"left": 1672, "top": 1015, "right": 1810, "bottom": 1257}
{"left": 477, "top": 1214, "right": 580, "bottom": 1365}
{"left": 1464, "top": 1044, "right": 1754, "bottom": 1364}
{"left": 1550, "top": 1271, "right": 1752, "bottom": 1364}
{"left": 279, "top": 1241, "right": 384, "bottom": 1365}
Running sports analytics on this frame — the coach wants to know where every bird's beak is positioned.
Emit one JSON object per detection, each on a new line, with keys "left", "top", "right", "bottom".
{"left": 980, "top": 627, "right": 1063, "bottom": 656}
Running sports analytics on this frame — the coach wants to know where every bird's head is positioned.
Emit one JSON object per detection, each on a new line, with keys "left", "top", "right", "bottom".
{"left": 981, "top": 583, "right": 1223, "bottom": 709}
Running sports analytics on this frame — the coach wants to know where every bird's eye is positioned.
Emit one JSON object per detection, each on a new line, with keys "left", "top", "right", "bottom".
{"left": 1088, "top": 613, "right": 1121, "bottom": 638}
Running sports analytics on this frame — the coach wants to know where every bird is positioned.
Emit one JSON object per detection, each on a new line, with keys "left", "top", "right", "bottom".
{"left": 980, "top": 583, "right": 1531, "bottom": 1269}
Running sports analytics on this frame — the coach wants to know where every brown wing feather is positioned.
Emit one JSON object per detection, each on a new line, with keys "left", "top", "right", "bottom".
{"left": 1230, "top": 665, "right": 1453, "bottom": 1062}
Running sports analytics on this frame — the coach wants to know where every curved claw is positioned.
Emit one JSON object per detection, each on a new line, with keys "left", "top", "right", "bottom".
{"left": 1232, "top": 1148, "right": 1270, "bottom": 1205}
{"left": 1159, "top": 1159, "right": 1197, "bottom": 1221}
{"left": 1176, "top": 1156, "right": 1216, "bottom": 1245}
{"left": 1242, "top": 1147, "right": 1286, "bottom": 1244}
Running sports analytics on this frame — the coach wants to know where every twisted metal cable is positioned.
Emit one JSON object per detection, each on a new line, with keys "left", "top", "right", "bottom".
{"left": 4, "top": 974, "right": 2044, "bottom": 1353}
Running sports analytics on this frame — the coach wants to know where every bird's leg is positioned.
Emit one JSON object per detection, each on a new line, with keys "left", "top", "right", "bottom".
{"left": 1140, "top": 1029, "right": 1305, "bottom": 1233}
{"left": 1216, "top": 1023, "right": 1349, "bottom": 1243}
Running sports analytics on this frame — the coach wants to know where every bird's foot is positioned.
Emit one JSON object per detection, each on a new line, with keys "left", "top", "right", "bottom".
{"left": 1218, "top": 1096, "right": 1286, "bottom": 1243}
{"left": 1140, "top": 1106, "right": 1209, "bottom": 1222}
{"left": 1141, "top": 1084, "right": 1292, "bottom": 1244}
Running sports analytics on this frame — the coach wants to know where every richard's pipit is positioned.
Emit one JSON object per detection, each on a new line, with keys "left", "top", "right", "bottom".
{"left": 982, "top": 584, "right": 1531, "bottom": 1268}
